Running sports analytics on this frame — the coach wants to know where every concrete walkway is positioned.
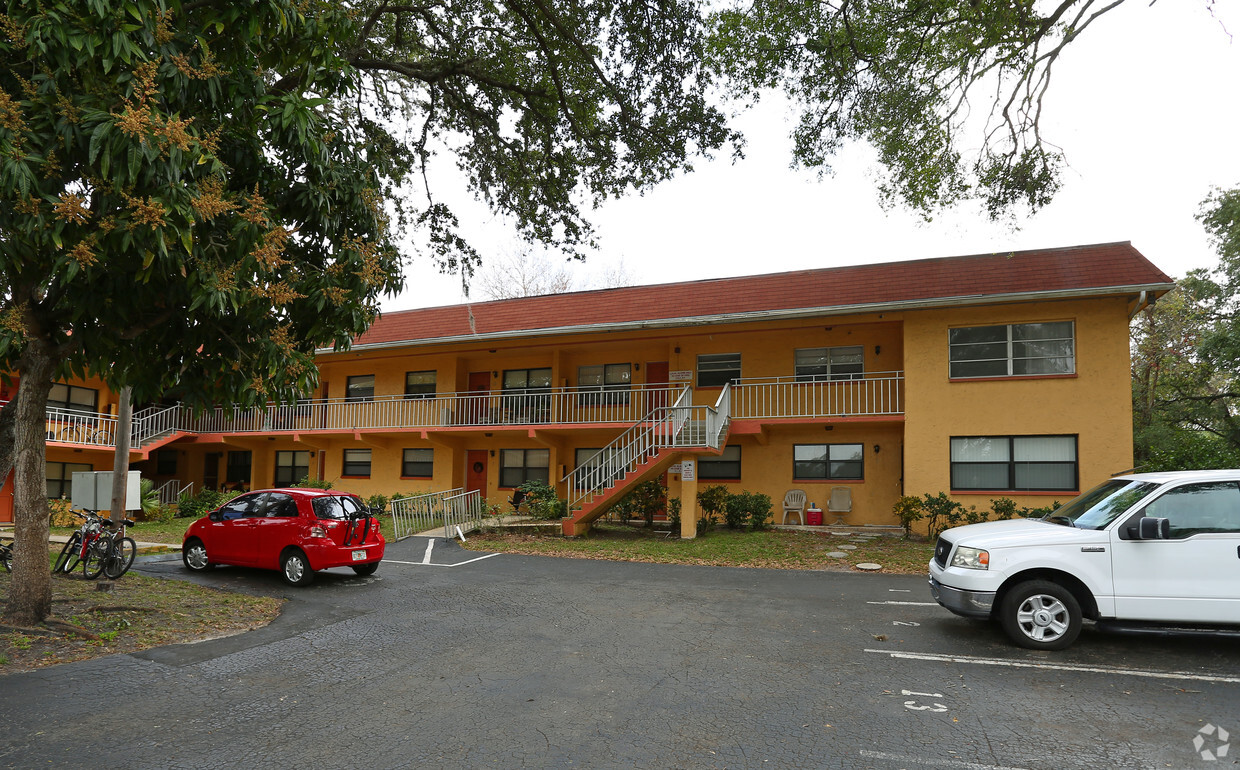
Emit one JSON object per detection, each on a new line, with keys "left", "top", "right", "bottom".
{"left": 0, "top": 526, "right": 175, "bottom": 551}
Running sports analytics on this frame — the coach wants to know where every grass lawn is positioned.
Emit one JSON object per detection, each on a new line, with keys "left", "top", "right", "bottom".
{"left": 0, "top": 546, "right": 281, "bottom": 675}
{"left": 463, "top": 522, "right": 936, "bottom": 574}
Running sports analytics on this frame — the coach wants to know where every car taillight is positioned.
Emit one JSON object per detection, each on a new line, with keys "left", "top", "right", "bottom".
{"left": 309, "top": 526, "right": 328, "bottom": 538}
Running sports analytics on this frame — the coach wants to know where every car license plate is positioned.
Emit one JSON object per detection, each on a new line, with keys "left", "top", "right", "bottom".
{"left": 351, "top": 550, "right": 367, "bottom": 561}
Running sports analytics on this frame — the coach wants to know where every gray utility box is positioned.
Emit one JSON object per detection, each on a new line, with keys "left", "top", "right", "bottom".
{"left": 71, "top": 471, "right": 140, "bottom": 511}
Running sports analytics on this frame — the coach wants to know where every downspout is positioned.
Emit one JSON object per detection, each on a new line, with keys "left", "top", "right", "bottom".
{"left": 1128, "top": 290, "right": 1150, "bottom": 320}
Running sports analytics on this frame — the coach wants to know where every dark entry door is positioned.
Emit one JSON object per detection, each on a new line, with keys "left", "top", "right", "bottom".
{"left": 466, "top": 371, "right": 491, "bottom": 424}
{"left": 466, "top": 450, "right": 488, "bottom": 496}
{"left": 645, "top": 361, "right": 670, "bottom": 413}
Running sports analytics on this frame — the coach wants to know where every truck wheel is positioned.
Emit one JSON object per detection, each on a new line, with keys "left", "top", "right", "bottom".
{"left": 999, "top": 580, "right": 1082, "bottom": 650}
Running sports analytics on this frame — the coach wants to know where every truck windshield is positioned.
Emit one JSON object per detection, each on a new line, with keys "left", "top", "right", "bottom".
{"left": 1045, "top": 479, "right": 1160, "bottom": 530}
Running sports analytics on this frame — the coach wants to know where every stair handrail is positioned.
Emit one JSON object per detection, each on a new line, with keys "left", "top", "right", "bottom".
{"left": 131, "top": 404, "right": 185, "bottom": 445}
{"left": 566, "top": 387, "right": 690, "bottom": 510}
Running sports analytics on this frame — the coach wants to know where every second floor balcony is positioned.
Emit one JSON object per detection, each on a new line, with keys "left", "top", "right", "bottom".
{"left": 32, "top": 372, "right": 906, "bottom": 450}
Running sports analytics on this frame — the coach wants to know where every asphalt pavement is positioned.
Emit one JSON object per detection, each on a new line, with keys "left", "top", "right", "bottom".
{"left": 0, "top": 536, "right": 1236, "bottom": 769}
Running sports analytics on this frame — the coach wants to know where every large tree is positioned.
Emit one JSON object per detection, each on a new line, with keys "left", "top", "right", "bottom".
{"left": 706, "top": 0, "right": 1221, "bottom": 218}
{"left": 0, "top": 0, "right": 736, "bottom": 625}
{"left": 1132, "top": 186, "right": 1240, "bottom": 470}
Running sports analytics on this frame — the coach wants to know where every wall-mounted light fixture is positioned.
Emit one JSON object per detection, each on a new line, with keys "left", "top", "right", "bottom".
{"left": 873, "top": 444, "right": 881, "bottom": 454}
{"left": 492, "top": 371, "right": 498, "bottom": 377}
{"left": 634, "top": 363, "right": 641, "bottom": 371}
{"left": 824, "top": 425, "right": 834, "bottom": 431}
{"left": 874, "top": 345, "right": 881, "bottom": 355}
{"left": 490, "top": 449, "right": 495, "bottom": 457}
{"left": 674, "top": 347, "right": 680, "bottom": 354}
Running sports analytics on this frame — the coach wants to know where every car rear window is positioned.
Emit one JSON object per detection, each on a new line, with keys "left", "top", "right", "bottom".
{"left": 311, "top": 495, "right": 365, "bottom": 520}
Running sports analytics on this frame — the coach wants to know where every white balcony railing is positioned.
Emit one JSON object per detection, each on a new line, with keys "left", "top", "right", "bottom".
{"left": 730, "top": 372, "right": 904, "bottom": 419}
{"left": 183, "top": 385, "right": 689, "bottom": 434}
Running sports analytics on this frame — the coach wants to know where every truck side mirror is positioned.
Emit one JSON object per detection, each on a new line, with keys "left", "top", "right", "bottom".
{"left": 1137, "top": 516, "right": 1170, "bottom": 540}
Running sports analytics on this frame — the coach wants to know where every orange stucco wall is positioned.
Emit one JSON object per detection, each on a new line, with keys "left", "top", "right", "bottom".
{"left": 901, "top": 297, "right": 1134, "bottom": 512}
{"left": 33, "top": 294, "right": 1138, "bottom": 529}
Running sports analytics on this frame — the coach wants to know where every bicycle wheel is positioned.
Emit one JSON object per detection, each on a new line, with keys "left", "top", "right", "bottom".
{"left": 54, "top": 533, "right": 83, "bottom": 574}
{"left": 82, "top": 537, "right": 110, "bottom": 579}
{"left": 1, "top": 545, "right": 10, "bottom": 573}
{"left": 103, "top": 537, "right": 136, "bottom": 579}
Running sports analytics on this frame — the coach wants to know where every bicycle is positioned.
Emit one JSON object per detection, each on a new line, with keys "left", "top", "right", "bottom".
{"left": 52, "top": 510, "right": 103, "bottom": 575}
{"left": 82, "top": 516, "right": 137, "bottom": 580}
{"left": 0, "top": 538, "right": 11, "bottom": 573}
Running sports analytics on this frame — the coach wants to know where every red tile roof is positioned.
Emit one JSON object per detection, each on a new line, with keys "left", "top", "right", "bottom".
{"left": 352, "top": 242, "right": 1173, "bottom": 349}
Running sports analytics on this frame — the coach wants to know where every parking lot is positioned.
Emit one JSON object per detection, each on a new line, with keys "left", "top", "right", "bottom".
{"left": 0, "top": 536, "right": 1237, "bottom": 769}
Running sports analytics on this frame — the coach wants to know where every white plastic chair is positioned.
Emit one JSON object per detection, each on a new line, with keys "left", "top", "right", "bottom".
{"left": 782, "top": 489, "right": 807, "bottom": 525}
{"left": 828, "top": 487, "right": 852, "bottom": 525}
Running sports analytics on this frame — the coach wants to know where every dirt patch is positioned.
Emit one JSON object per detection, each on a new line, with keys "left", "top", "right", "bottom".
{"left": 0, "top": 558, "right": 282, "bottom": 675}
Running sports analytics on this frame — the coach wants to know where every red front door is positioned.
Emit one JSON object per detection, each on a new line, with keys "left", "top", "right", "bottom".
{"left": 645, "top": 361, "right": 670, "bottom": 412}
{"left": 466, "top": 371, "right": 491, "bottom": 424}
{"left": 466, "top": 450, "right": 488, "bottom": 496}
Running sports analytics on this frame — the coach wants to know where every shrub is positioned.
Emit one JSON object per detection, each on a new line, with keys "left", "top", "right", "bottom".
{"left": 892, "top": 496, "right": 923, "bottom": 538}
{"left": 365, "top": 494, "right": 390, "bottom": 514}
{"left": 961, "top": 505, "right": 989, "bottom": 525}
{"left": 742, "top": 491, "right": 773, "bottom": 531}
{"left": 517, "top": 480, "right": 563, "bottom": 520}
{"left": 990, "top": 497, "right": 1018, "bottom": 520}
{"left": 616, "top": 479, "right": 667, "bottom": 527}
{"left": 667, "top": 498, "right": 682, "bottom": 530}
{"left": 720, "top": 490, "right": 772, "bottom": 531}
{"left": 176, "top": 488, "right": 240, "bottom": 519}
{"left": 695, "top": 508, "right": 719, "bottom": 536}
{"left": 921, "top": 492, "right": 965, "bottom": 538}
{"left": 723, "top": 493, "right": 748, "bottom": 530}
{"left": 291, "top": 476, "right": 333, "bottom": 489}
{"left": 697, "top": 485, "right": 729, "bottom": 520}
{"left": 48, "top": 498, "right": 76, "bottom": 527}
{"left": 1020, "top": 500, "right": 1062, "bottom": 518}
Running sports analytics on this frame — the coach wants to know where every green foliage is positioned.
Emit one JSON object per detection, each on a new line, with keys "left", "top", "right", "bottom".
{"left": 613, "top": 479, "right": 667, "bottom": 528}
{"left": 517, "top": 480, "right": 563, "bottom": 521}
{"left": 695, "top": 508, "right": 719, "bottom": 536}
{"left": 921, "top": 492, "right": 965, "bottom": 539}
{"left": 139, "top": 478, "right": 174, "bottom": 524}
{"left": 667, "top": 498, "right": 682, "bottom": 531}
{"left": 47, "top": 498, "right": 75, "bottom": 528}
{"left": 696, "top": 485, "right": 730, "bottom": 518}
{"left": 364, "top": 494, "right": 389, "bottom": 514}
{"left": 291, "top": 477, "right": 333, "bottom": 490}
{"left": 892, "top": 496, "right": 923, "bottom": 538}
{"left": 175, "top": 488, "right": 239, "bottom": 520}
{"left": 723, "top": 490, "right": 771, "bottom": 531}
{"left": 990, "top": 498, "right": 1018, "bottom": 521}
{"left": 723, "top": 492, "right": 749, "bottom": 530}
{"left": 705, "top": 0, "right": 1112, "bottom": 218}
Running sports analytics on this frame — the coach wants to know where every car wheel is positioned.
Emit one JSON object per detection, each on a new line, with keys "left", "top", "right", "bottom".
{"left": 280, "top": 549, "right": 314, "bottom": 586}
{"left": 351, "top": 562, "right": 379, "bottom": 576}
{"left": 182, "top": 539, "right": 213, "bottom": 572}
{"left": 999, "top": 579, "right": 1082, "bottom": 650}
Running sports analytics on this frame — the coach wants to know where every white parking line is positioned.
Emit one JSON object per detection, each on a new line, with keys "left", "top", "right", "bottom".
{"left": 863, "top": 649, "right": 1240, "bottom": 684}
{"left": 383, "top": 553, "right": 502, "bottom": 568}
{"left": 422, "top": 539, "right": 435, "bottom": 565}
{"left": 859, "top": 750, "right": 1034, "bottom": 770}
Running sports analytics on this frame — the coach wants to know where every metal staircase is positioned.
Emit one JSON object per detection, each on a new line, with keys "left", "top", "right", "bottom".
{"left": 561, "top": 385, "right": 731, "bottom": 535}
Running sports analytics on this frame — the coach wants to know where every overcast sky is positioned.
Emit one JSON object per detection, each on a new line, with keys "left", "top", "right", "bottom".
{"left": 382, "top": 1, "right": 1239, "bottom": 312}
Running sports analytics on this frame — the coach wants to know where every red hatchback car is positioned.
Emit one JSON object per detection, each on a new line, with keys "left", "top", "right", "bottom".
{"left": 182, "top": 488, "right": 385, "bottom": 585}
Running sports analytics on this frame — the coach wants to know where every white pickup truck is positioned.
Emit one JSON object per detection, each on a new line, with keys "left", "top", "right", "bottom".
{"left": 928, "top": 470, "right": 1240, "bottom": 649}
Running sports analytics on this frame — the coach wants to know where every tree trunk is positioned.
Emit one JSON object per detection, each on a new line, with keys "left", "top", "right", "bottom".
{"left": 4, "top": 339, "right": 57, "bottom": 626}
{"left": 110, "top": 386, "right": 133, "bottom": 525}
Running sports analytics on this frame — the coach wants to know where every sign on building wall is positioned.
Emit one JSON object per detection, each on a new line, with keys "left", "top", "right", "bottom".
{"left": 680, "top": 460, "right": 695, "bottom": 480}
{"left": 668, "top": 370, "right": 693, "bottom": 382}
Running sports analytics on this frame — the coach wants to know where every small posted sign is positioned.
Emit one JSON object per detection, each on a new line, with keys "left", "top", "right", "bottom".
{"left": 669, "top": 370, "right": 693, "bottom": 382}
{"left": 680, "top": 460, "right": 695, "bottom": 480}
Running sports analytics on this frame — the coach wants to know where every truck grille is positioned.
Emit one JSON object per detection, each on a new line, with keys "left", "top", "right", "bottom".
{"left": 933, "top": 537, "right": 953, "bottom": 569}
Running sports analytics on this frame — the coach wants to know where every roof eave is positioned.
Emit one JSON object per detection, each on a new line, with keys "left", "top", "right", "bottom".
{"left": 318, "top": 281, "right": 1175, "bottom": 356}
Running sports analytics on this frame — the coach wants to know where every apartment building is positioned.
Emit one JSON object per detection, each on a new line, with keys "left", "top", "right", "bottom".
{"left": 13, "top": 242, "right": 1174, "bottom": 537}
